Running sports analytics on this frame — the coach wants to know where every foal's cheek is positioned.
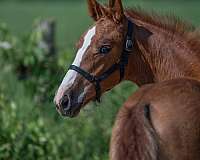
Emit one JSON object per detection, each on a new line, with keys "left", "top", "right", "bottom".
{"left": 101, "top": 71, "right": 120, "bottom": 92}
{"left": 82, "top": 85, "right": 96, "bottom": 105}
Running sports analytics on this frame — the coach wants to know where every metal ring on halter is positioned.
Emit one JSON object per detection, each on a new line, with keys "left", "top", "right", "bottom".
{"left": 69, "top": 19, "right": 134, "bottom": 102}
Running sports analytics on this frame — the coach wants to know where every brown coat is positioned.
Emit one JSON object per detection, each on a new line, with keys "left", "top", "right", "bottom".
{"left": 110, "top": 78, "right": 200, "bottom": 160}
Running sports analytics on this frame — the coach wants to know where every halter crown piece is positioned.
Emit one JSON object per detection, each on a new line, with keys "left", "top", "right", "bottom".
{"left": 69, "top": 19, "right": 134, "bottom": 102}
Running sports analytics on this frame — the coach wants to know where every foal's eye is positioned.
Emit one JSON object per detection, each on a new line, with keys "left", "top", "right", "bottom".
{"left": 99, "top": 45, "right": 111, "bottom": 54}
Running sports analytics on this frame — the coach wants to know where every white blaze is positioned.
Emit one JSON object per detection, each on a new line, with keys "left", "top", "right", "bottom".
{"left": 60, "top": 26, "right": 96, "bottom": 88}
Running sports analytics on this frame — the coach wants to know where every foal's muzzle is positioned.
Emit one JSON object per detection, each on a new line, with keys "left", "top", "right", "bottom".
{"left": 55, "top": 92, "right": 83, "bottom": 118}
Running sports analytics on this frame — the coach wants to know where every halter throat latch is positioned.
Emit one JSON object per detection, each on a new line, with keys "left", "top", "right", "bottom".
{"left": 69, "top": 19, "right": 134, "bottom": 102}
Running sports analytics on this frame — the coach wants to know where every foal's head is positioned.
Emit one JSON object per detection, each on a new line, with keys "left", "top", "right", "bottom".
{"left": 54, "top": 0, "right": 132, "bottom": 117}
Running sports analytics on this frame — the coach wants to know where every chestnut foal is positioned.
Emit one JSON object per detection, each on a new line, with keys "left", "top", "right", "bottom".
{"left": 54, "top": 0, "right": 200, "bottom": 116}
{"left": 54, "top": 0, "right": 200, "bottom": 159}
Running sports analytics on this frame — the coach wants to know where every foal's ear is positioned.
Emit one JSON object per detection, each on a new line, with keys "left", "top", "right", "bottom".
{"left": 111, "top": 0, "right": 124, "bottom": 23}
{"left": 87, "top": 0, "right": 109, "bottom": 21}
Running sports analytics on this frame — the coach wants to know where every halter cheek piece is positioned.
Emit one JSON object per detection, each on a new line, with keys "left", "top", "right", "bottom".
{"left": 69, "top": 19, "right": 134, "bottom": 102}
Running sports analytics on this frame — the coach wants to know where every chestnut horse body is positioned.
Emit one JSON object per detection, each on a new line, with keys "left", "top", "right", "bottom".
{"left": 110, "top": 78, "right": 200, "bottom": 160}
{"left": 54, "top": 0, "right": 200, "bottom": 159}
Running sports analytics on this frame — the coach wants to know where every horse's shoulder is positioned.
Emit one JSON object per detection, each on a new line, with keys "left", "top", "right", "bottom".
{"left": 124, "top": 83, "right": 154, "bottom": 109}
{"left": 124, "top": 78, "right": 200, "bottom": 111}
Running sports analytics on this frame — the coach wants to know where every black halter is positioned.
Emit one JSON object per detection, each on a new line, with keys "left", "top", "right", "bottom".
{"left": 69, "top": 19, "right": 134, "bottom": 102}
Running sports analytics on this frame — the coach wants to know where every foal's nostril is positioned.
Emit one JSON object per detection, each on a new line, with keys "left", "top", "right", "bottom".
{"left": 61, "top": 96, "right": 71, "bottom": 112}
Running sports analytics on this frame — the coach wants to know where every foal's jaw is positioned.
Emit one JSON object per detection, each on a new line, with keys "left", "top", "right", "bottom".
{"left": 54, "top": 82, "right": 96, "bottom": 118}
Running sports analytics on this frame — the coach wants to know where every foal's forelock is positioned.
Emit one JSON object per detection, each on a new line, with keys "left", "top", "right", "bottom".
{"left": 60, "top": 26, "right": 96, "bottom": 88}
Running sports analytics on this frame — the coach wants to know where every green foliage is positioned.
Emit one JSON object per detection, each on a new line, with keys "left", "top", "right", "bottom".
{"left": 0, "top": 64, "right": 136, "bottom": 160}
{"left": 0, "top": 20, "right": 136, "bottom": 159}
{"left": 0, "top": 21, "right": 63, "bottom": 103}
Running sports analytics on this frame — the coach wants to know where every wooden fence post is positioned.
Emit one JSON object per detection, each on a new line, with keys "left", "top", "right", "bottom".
{"left": 36, "top": 19, "right": 56, "bottom": 55}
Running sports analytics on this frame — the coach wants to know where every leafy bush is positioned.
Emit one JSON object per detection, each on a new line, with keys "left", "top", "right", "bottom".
{"left": 0, "top": 68, "right": 136, "bottom": 160}
{"left": 0, "top": 21, "right": 136, "bottom": 159}
{"left": 0, "top": 21, "right": 63, "bottom": 103}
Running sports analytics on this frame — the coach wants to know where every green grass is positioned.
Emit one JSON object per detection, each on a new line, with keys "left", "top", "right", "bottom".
{"left": 0, "top": 1, "right": 91, "bottom": 49}
{"left": 0, "top": 0, "right": 199, "bottom": 49}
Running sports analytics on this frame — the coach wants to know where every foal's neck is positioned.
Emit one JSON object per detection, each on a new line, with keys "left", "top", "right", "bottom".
{"left": 126, "top": 18, "right": 200, "bottom": 86}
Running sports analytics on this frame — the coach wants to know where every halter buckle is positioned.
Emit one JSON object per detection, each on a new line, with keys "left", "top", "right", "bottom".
{"left": 125, "top": 39, "right": 133, "bottom": 52}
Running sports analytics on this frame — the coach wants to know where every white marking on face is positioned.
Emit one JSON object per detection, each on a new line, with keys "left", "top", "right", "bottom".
{"left": 60, "top": 26, "right": 96, "bottom": 88}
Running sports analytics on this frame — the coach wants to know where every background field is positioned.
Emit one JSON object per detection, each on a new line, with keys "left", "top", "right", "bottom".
{"left": 0, "top": 0, "right": 200, "bottom": 159}
{"left": 0, "top": 0, "right": 200, "bottom": 48}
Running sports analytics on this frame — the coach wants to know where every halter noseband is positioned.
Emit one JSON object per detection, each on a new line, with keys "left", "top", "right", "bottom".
{"left": 69, "top": 19, "right": 134, "bottom": 102}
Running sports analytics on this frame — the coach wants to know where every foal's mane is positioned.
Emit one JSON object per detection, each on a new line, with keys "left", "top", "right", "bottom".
{"left": 125, "top": 8, "right": 200, "bottom": 53}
